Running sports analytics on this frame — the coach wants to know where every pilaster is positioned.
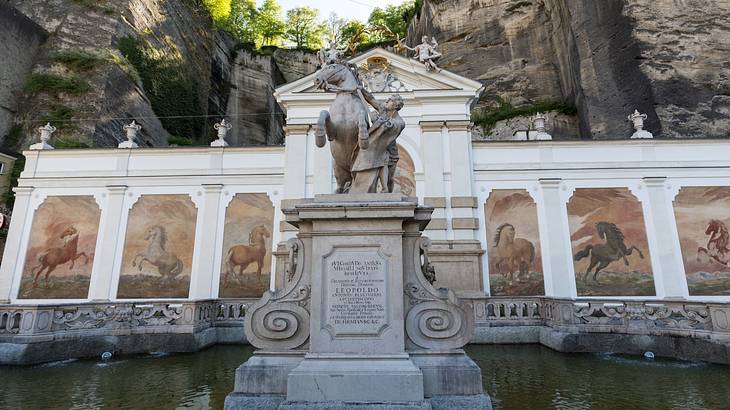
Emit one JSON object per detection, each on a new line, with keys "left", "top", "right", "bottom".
{"left": 642, "top": 177, "right": 689, "bottom": 299}
{"left": 0, "top": 186, "right": 34, "bottom": 302}
{"left": 190, "top": 184, "right": 224, "bottom": 300}
{"left": 420, "top": 122, "right": 446, "bottom": 240}
{"left": 88, "top": 185, "right": 127, "bottom": 301}
{"left": 538, "top": 179, "right": 576, "bottom": 298}
{"left": 283, "top": 124, "right": 311, "bottom": 199}
{"left": 446, "top": 121, "right": 475, "bottom": 240}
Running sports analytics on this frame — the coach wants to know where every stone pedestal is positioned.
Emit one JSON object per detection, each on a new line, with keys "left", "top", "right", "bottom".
{"left": 226, "top": 194, "right": 491, "bottom": 409}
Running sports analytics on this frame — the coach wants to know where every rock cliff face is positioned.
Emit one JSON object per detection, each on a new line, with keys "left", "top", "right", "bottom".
{"left": 408, "top": 0, "right": 730, "bottom": 139}
{"left": 1, "top": 0, "right": 318, "bottom": 150}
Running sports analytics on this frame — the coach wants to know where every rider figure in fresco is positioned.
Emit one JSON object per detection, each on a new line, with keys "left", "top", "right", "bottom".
{"left": 402, "top": 35, "right": 442, "bottom": 71}
{"left": 349, "top": 87, "right": 405, "bottom": 193}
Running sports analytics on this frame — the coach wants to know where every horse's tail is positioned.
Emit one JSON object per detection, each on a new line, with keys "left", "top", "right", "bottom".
{"left": 528, "top": 241, "right": 535, "bottom": 264}
{"left": 574, "top": 245, "right": 592, "bottom": 261}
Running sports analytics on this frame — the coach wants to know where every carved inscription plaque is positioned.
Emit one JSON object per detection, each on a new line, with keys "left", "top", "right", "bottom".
{"left": 324, "top": 248, "right": 388, "bottom": 336}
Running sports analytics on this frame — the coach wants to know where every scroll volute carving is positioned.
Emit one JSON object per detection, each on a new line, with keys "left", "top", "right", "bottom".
{"left": 405, "top": 237, "right": 474, "bottom": 350}
{"left": 244, "top": 238, "right": 311, "bottom": 351}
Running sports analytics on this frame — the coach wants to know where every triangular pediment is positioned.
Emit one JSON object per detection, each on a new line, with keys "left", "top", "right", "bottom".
{"left": 275, "top": 47, "right": 482, "bottom": 98}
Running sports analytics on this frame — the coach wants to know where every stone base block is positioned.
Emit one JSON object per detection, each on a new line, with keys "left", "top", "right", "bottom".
{"left": 225, "top": 395, "right": 492, "bottom": 409}
{"left": 280, "top": 401, "right": 432, "bottom": 409}
{"left": 232, "top": 352, "right": 305, "bottom": 395}
{"left": 286, "top": 354, "right": 425, "bottom": 403}
{"left": 224, "top": 393, "right": 285, "bottom": 409}
{"left": 429, "top": 395, "right": 492, "bottom": 410}
{"left": 409, "top": 350, "right": 484, "bottom": 397}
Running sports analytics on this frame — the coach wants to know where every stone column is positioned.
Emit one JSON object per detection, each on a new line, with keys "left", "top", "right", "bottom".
{"left": 189, "top": 184, "right": 224, "bottom": 300}
{"left": 311, "top": 126, "right": 333, "bottom": 195}
{"left": 0, "top": 186, "right": 34, "bottom": 303}
{"left": 446, "top": 121, "right": 477, "bottom": 241}
{"left": 538, "top": 178, "right": 576, "bottom": 298}
{"left": 283, "top": 124, "right": 311, "bottom": 200}
{"left": 420, "top": 121, "right": 447, "bottom": 240}
{"left": 642, "top": 177, "right": 688, "bottom": 299}
{"left": 88, "top": 185, "right": 127, "bottom": 301}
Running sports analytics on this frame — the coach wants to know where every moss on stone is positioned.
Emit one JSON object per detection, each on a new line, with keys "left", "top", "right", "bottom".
{"left": 168, "top": 135, "right": 193, "bottom": 146}
{"left": 118, "top": 35, "right": 205, "bottom": 142}
{"left": 24, "top": 73, "right": 90, "bottom": 95}
{"left": 53, "top": 137, "right": 91, "bottom": 149}
{"left": 472, "top": 99, "right": 578, "bottom": 133}
{"left": 52, "top": 50, "right": 104, "bottom": 72}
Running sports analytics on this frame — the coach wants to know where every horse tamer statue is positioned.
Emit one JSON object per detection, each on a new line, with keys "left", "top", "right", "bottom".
{"left": 314, "top": 62, "right": 405, "bottom": 194}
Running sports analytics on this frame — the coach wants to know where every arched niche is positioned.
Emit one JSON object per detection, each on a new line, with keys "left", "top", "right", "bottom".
{"left": 218, "top": 193, "right": 275, "bottom": 298}
{"left": 17, "top": 196, "right": 101, "bottom": 299}
{"left": 567, "top": 188, "right": 654, "bottom": 296}
{"left": 484, "top": 189, "right": 544, "bottom": 296}
{"left": 117, "top": 194, "right": 197, "bottom": 299}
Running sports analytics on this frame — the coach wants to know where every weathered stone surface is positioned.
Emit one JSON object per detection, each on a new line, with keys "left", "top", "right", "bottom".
{"left": 0, "top": 3, "right": 47, "bottom": 145}
{"left": 225, "top": 49, "right": 286, "bottom": 146}
{"left": 272, "top": 49, "right": 319, "bottom": 84}
{"left": 408, "top": 0, "right": 730, "bottom": 140}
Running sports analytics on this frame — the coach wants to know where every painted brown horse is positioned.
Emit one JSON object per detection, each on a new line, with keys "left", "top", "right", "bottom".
{"left": 491, "top": 223, "right": 535, "bottom": 281}
{"left": 223, "top": 225, "right": 271, "bottom": 284}
{"left": 31, "top": 226, "right": 89, "bottom": 288}
{"left": 574, "top": 221, "right": 644, "bottom": 282}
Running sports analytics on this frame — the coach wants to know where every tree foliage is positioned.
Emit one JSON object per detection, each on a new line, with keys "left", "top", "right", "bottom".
{"left": 226, "top": 0, "right": 258, "bottom": 45}
{"left": 285, "top": 7, "right": 326, "bottom": 49}
{"left": 202, "top": 0, "right": 232, "bottom": 26}
{"left": 256, "top": 0, "right": 285, "bottom": 46}
{"left": 367, "top": 1, "right": 417, "bottom": 41}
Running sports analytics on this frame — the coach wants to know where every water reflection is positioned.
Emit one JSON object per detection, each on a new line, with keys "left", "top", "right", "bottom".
{"left": 466, "top": 345, "right": 730, "bottom": 410}
{"left": 1, "top": 344, "right": 728, "bottom": 409}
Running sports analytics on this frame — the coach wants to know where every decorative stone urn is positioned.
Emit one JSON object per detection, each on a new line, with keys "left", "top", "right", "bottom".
{"left": 532, "top": 112, "right": 552, "bottom": 140}
{"left": 211, "top": 119, "right": 232, "bottom": 147}
{"left": 118, "top": 120, "right": 142, "bottom": 148}
{"left": 29, "top": 123, "right": 56, "bottom": 150}
{"left": 628, "top": 110, "right": 653, "bottom": 139}
{"left": 225, "top": 193, "right": 490, "bottom": 409}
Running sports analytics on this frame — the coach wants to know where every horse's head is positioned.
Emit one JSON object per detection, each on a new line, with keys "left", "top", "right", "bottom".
{"left": 248, "top": 225, "right": 271, "bottom": 244}
{"left": 145, "top": 225, "right": 165, "bottom": 242}
{"left": 493, "top": 223, "right": 515, "bottom": 246}
{"left": 707, "top": 220, "right": 722, "bottom": 236}
{"left": 596, "top": 222, "right": 609, "bottom": 239}
{"left": 60, "top": 226, "right": 78, "bottom": 238}
{"left": 314, "top": 63, "right": 355, "bottom": 90}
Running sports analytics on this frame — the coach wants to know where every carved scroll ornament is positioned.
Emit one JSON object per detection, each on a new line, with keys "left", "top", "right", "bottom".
{"left": 405, "top": 237, "right": 474, "bottom": 350}
{"left": 244, "top": 238, "right": 311, "bottom": 350}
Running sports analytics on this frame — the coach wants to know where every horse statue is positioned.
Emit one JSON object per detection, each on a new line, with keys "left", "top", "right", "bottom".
{"left": 491, "top": 223, "right": 535, "bottom": 282}
{"left": 574, "top": 221, "right": 644, "bottom": 282}
{"left": 223, "top": 224, "right": 271, "bottom": 285}
{"left": 132, "top": 225, "right": 183, "bottom": 279}
{"left": 31, "top": 226, "right": 89, "bottom": 288}
{"left": 697, "top": 219, "right": 730, "bottom": 266}
{"left": 314, "top": 62, "right": 370, "bottom": 193}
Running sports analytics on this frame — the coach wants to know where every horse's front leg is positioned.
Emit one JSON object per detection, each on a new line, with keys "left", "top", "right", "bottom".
{"left": 137, "top": 257, "right": 151, "bottom": 272}
{"left": 32, "top": 265, "right": 46, "bottom": 288}
{"left": 316, "top": 110, "right": 333, "bottom": 147}
{"left": 132, "top": 253, "right": 143, "bottom": 268}
{"left": 358, "top": 115, "right": 369, "bottom": 150}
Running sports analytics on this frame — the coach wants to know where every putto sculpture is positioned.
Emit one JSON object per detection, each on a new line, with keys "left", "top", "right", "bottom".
{"left": 400, "top": 35, "right": 442, "bottom": 71}
{"left": 313, "top": 58, "right": 405, "bottom": 194}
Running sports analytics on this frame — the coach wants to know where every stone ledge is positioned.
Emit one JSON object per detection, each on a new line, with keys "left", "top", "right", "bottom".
{"left": 451, "top": 218, "right": 479, "bottom": 230}
{"left": 423, "top": 197, "right": 447, "bottom": 208}
{"left": 450, "top": 196, "right": 478, "bottom": 208}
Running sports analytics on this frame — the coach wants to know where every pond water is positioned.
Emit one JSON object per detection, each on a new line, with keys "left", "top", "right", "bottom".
{"left": 1, "top": 344, "right": 729, "bottom": 410}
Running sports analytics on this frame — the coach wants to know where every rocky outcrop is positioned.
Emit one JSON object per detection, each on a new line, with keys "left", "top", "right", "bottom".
{"left": 272, "top": 49, "right": 319, "bottom": 84}
{"left": 0, "top": 3, "right": 47, "bottom": 147}
{"left": 408, "top": 0, "right": 730, "bottom": 140}
{"left": 225, "top": 49, "right": 286, "bottom": 146}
